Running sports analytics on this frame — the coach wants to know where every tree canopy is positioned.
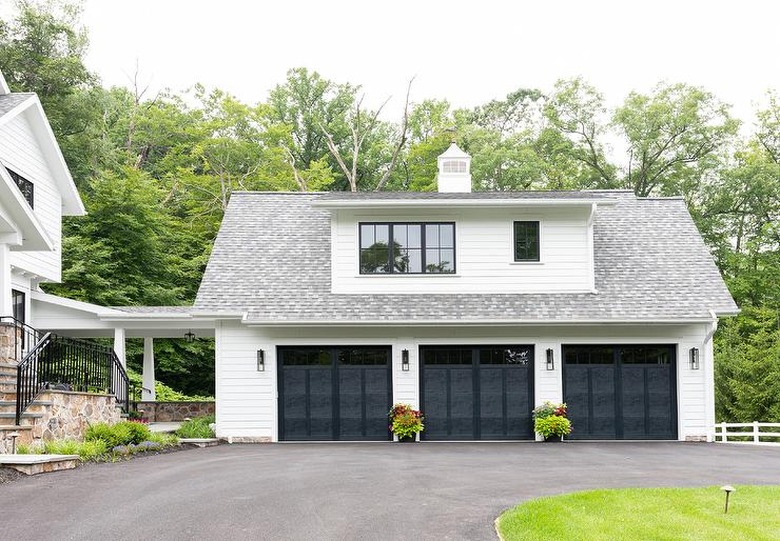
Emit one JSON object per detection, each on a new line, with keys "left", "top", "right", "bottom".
{"left": 1, "top": 1, "right": 778, "bottom": 410}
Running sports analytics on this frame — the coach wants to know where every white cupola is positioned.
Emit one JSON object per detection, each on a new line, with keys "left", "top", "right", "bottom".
{"left": 436, "top": 142, "right": 472, "bottom": 193}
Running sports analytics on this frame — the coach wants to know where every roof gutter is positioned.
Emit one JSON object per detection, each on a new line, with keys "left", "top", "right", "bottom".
{"left": 240, "top": 317, "right": 724, "bottom": 328}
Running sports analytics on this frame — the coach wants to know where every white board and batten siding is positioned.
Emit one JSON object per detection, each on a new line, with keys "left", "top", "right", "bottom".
{"left": 0, "top": 111, "right": 62, "bottom": 282}
{"left": 330, "top": 207, "right": 594, "bottom": 294}
{"left": 214, "top": 321, "right": 715, "bottom": 442}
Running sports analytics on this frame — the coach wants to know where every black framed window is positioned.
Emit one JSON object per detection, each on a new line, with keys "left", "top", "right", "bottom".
{"left": 513, "top": 221, "right": 540, "bottom": 262}
{"left": 6, "top": 168, "right": 34, "bottom": 209}
{"left": 12, "top": 290, "right": 25, "bottom": 324}
{"left": 359, "top": 222, "right": 455, "bottom": 274}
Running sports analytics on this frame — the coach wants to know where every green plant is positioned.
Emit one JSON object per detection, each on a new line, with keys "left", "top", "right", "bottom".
{"left": 124, "top": 420, "right": 152, "bottom": 444}
{"left": 175, "top": 415, "right": 216, "bottom": 438}
{"left": 147, "top": 432, "right": 180, "bottom": 446}
{"left": 532, "top": 401, "right": 568, "bottom": 420}
{"left": 388, "top": 403, "right": 424, "bottom": 439}
{"left": 85, "top": 421, "right": 149, "bottom": 447}
{"left": 534, "top": 415, "right": 572, "bottom": 438}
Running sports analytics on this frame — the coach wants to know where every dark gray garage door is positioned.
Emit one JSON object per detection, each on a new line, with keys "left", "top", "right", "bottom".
{"left": 278, "top": 346, "right": 392, "bottom": 441}
{"left": 563, "top": 345, "right": 677, "bottom": 440}
{"left": 420, "top": 345, "right": 534, "bottom": 440}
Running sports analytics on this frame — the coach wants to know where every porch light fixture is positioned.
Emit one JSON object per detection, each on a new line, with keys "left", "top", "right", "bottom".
{"left": 184, "top": 330, "right": 195, "bottom": 343}
{"left": 257, "top": 349, "right": 265, "bottom": 372}
{"left": 401, "top": 349, "right": 410, "bottom": 371}
{"left": 546, "top": 348, "right": 555, "bottom": 371}
{"left": 689, "top": 347, "right": 700, "bottom": 370}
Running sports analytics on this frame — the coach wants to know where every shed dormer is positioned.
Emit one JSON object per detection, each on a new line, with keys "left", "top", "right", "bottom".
{"left": 437, "top": 142, "right": 471, "bottom": 193}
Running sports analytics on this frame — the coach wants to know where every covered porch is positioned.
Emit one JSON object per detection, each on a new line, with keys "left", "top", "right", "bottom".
{"left": 29, "top": 291, "right": 216, "bottom": 401}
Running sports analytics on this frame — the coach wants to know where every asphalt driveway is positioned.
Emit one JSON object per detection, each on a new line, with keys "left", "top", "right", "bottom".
{"left": 2, "top": 442, "right": 780, "bottom": 540}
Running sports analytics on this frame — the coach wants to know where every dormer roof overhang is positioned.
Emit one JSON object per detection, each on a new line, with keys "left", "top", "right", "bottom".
{"left": 311, "top": 193, "right": 619, "bottom": 211}
{"left": 0, "top": 93, "right": 85, "bottom": 216}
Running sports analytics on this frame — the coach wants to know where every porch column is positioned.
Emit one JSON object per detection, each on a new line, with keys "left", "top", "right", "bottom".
{"left": 113, "top": 327, "right": 126, "bottom": 368}
{"left": 142, "top": 337, "right": 156, "bottom": 401}
{"left": 0, "top": 243, "right": 11, "bottom": 317}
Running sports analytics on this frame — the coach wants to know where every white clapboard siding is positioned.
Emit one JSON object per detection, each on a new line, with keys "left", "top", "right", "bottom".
{"left": 0, "top": 111, "right": 62, "bottom": 281}
{"left": 331, "top": 206, "right": 593, "bottom": 294}
{"left": 214, "top": 321, "right": 713, "bottom": 442}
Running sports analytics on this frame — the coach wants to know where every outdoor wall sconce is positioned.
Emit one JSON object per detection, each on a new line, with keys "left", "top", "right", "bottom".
{"left": 401, "top": 349, "right": 410, "bottom": 371}
{"left": 689, "top": 347, "right": 700, "bottom": 370}
{"left": 257, "top": 349, "right": 265, "bottom": 372}
{"left": 546, "top": 348, "right": 555, "bottom": 371}
{"left": 184, "top": 330, "right": 195, "bottom": 343}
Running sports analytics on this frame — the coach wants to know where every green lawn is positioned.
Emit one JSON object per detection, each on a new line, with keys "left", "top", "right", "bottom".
{"left": 496, "top": 486, "right": 780, "bottom": 541}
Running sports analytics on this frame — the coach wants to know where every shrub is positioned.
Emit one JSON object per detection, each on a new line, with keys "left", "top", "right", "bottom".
{"left": 85, "top": 421, "right": 149, "bottom": 447}
{"left": 124, "top": 420, "right": 152, "bottom": 444}
{"left": 175, "top": 415, "right": 215, "bottom": 438}
{"left": 38, "top": 439, "right": 108, "bottom": 460}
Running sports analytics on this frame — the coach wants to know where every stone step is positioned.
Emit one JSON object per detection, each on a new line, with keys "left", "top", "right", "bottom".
{"left": 0, "top": 362, "right": 17, "bottom": 369}
{"left": 0, "top": 412, "right": 42, "bottom": 426}
{"left": 0, "top": 455, "right": 79, "bottom": 475}
{"left": 0, "top": 400, "right": 50, "bottom": 413}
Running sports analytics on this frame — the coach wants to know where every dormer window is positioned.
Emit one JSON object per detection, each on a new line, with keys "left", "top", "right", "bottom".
{"left": 359, "top": 222, "right": 455, "bottom": 274}
{"left": 442, "top": 160, "right": 468, "bottom": 174}
{"left": 514, "top": 221, "right": 540, "bottom": 262}
{"left": 6, "top": 168, "right": 34, "bottom": 209}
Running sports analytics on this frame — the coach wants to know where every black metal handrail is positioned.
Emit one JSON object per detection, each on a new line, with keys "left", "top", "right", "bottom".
{"left": 15, "top": 332, "right": 130, "bottom": 424}
{"left": 0, "top": 316, "right": 42, "bottom": 364}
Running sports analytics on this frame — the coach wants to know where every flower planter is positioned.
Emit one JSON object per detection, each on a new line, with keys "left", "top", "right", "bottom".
{"left": 397, "top": 435, "right": 417, "bottom": 443}
{"left": 543, "top": 435, "right": 563, "bottom": 442}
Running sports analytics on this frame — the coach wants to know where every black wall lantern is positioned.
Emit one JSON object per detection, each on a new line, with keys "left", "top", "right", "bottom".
{"left": 257, "top": 349, "right": 265, "bottom": 372}
{"left": 689, "top": 347, "right": 700, "bottom": 370}
{"left": 546, "top": 348, "right": 555, "bottom": 371}
{"left": 401, "top": 349, "right": 410, "bottom": 371}
{"left": 184, "top": 330, "right": 195, "bottom": 343}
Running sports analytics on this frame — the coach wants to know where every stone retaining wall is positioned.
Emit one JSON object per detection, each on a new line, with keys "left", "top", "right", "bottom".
{"left": 33, "top": 391, "right": 122, "bottom": 441}
{"left": 136, "top": 401, "right": 215, "bottom": 422}
{"left": 0, "top": 322, "right": 21, "bottom": 364}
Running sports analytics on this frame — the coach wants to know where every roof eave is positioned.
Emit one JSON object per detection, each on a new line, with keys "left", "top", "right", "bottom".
{"left": 312, "top": 199, "right": 618, "bottom": 210}
{"left": 239, "top": 317, "right": 724, "bottom": 327}
{"left": 26, "top": 99, "right": 85, "bottom": 216}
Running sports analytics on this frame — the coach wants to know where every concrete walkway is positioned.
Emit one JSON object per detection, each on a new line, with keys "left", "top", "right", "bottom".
{"left": 1, "top": 442, "right": 779, "bottom": 541}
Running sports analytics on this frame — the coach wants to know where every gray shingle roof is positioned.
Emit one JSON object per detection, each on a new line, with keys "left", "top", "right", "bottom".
{"left": 0, "top": 93, "right": 34, "bottom": 117}
{"left": 194, "top": 191, "right": 738, "bottom": 323}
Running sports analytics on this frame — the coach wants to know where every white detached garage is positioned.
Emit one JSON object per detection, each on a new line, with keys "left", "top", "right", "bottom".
{"left": 193, "top": 145, "right": 737, "bottom": 443}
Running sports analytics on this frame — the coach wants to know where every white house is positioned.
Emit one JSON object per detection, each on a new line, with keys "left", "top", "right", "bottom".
{"left": 194, "top": 143, "right": 738, "bottom": 443}
{"left": 0, "top": 72, "right": 86, "bottom": 327}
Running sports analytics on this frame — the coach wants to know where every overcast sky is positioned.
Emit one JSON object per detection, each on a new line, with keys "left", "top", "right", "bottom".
{"left": 78, "top": 0, "right": 780, "bottom": 126}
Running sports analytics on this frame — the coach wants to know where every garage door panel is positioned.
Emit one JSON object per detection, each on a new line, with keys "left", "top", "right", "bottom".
{"left": 564, "top": 345, "right": 677, "bottom": 440}
{"left": 421, "top": 346, "right": 533, "bottom": 441}
{"left": 279, "top": 347, "right": 391, "bottom": 441}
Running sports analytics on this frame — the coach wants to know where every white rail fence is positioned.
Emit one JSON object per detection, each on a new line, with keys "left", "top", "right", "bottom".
{"left": 715, "top": 422, "right": 780, "bottom": 444}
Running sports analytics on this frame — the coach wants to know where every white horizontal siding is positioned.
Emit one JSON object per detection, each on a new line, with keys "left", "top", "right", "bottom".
{"left": 331, "top": 207, "right": 592, "bottom": 294}
{"left": 215, "top": 322, "right": 714, "bottom": 442}
{"left": 0, "top": 111, "right": 62, "bottom": 281}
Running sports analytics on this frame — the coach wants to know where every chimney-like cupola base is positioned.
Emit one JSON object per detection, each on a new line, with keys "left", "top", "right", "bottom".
{"left": 436, "top": 142, "right": 472, "bottom": 193}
